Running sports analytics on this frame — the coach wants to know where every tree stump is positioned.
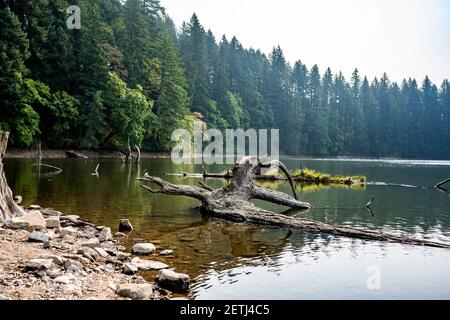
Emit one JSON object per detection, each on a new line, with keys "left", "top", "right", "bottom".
{"left": 0, "top": 132, "right": 26, "bottom": 224}
{"left": 139, "top": 158, "right": 449, "bottom": 248}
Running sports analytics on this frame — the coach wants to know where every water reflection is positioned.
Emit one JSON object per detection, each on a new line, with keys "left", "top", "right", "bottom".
{"left": 3, "top": 157, "right": 450, "bottom": 299}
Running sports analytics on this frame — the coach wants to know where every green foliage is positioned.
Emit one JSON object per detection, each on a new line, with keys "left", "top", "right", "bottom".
{"left": 0, "top": 1, "right": 449, "bottom": 159}
{"left": 102, "top": 72, "right": 153, "bottom": 149}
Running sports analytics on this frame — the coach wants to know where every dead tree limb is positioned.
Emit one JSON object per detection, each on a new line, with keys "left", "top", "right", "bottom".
{"left": 1, "top": 132, "right": 26, "bottom": 224}
{"left": 31, "top": 163, "right": 63, "bottom": 173}
{"left": 139, "top": 159, "right": 449, "bottom": 249}
{"left": 135, "top": 145, "right": 141, "bottom": 164}
{"left": 435, "top": 178, "right": 450, "bottom": 191}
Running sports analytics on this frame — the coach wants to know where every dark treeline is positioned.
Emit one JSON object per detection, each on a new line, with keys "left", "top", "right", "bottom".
{"left": 1, "top": 0, "right": 449, "bottom": 158}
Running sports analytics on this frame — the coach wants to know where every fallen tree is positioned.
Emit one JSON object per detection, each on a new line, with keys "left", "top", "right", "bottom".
{"left": 0, "top": 132, "right": 26, "bottom": 224}
{"left": 140, "top": 157, "right": 449, "bottom": 248}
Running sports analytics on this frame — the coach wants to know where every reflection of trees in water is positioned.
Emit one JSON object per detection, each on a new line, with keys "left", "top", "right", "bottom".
{"left": 143, "top": 217, "right": 366, "bottom": 281}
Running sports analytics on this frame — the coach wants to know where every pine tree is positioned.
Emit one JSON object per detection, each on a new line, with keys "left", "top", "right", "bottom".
{"left": 0, "top": 7, "right": 40, "bottom": 146}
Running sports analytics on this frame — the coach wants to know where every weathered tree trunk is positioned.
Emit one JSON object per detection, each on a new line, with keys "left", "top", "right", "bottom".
{"left": 0, "top": 132, "right": 26, "bottom": 224}
{"left": 140, "top": 159, "right": 449, "bottom": 248}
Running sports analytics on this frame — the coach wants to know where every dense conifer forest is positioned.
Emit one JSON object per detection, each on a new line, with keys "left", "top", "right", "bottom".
{"left": 1, "top": 0, "right": 449, "bottom": 158}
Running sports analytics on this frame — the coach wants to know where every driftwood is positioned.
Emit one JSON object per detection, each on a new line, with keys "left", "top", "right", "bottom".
{"left": 140, "top": 158, "right": 449, "bottom": 249}
{"left": 135, "top": 145, "right": 141, "bottom": 164}
{"left": 171, "top": 166, "right": 357, "bottom": 186}
{"left": 435, "top": 178, "right": 450, "bottom": 192}
{"left": 91, "top": 163, "right": 100, "bottom": 176}
{"left": 1, "top": 132, "right": 27, "bottom": 223}
{"left": 31, "top": 163, "right": 63, "bottom": 173}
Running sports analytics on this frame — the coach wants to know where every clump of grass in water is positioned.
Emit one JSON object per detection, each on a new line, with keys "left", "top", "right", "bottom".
{"left": 273, "top": 167, "right": 366, "bottom": 184}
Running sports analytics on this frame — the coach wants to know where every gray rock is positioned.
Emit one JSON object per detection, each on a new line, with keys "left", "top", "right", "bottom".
{"left": 6, "top": 210, "right": 46, "bottom": 231}
{"left": 62, "top": 235, "right": 77, "bottom": 244}
{"left": 119, "top": 219, "right": 133, "bottom": 232}
{"left": 45, "top": 216, "right": 60, "bottom": 229}
{"left": 96, "top": 226, "right": 105, "bottom": 231}
{"left": 80, "top": 247, "right": 99, "bottom": 260}
{"left": 60, "top": 226, "right": 79, "bottom": 238}
{"left": 81, "top": 238, "right": 100, "bottom": 248}
{"left": 123, "top": 263, "right": 138, "bottom": 275}
{"left": 26, "top": 259, "right": 53, "bottom": 270}
{"left": 28, "top": 204, "right": 42, "bottom": 210}
{"left": 116, "top": 252, "right": 131, "bottom": 261}
{"left": 132, "top": 243, "right": 155, "bottom": 255}
{"left": 61, "top": 215, "right": 80, "bottom": 221}
{"left": 159, "top": 249, "right": 173, "bottom": 256}
{"left": 94, "top": 247, "right": 109, "bottom": 258}
{"left": 64, "top": 260, "right": 82, "bottom": 274}
{"left": 46, "top": 268, "right": 62, "bottom": 279}
{"left": 38, "top": 254, "right": 65, "bottom": 266}
{"left": 100, "top": 241, "right": 115, "bottom": 250}
{"left": 131, "top": 257, "right": 168, "bottom": 271}
{"left": 0, "top": 294, "right": 11, "bottom": 300}
{"left": 98, "top": 227, "right": 112, "bottom": 242}
{"left": 54, "top": 275, "right": 70, "bottom": 284}
{"left": 114, "top": 232, "right": 127, "bottom": 238}
{"left": 28, "top": 231, "right": 50, "bottom": 243}
{"left": 117, "top": 284, "right": 153, "bottom": 300}
{"left": 36, "top": 269, "right": 48, "bottom": 277}
{"left": 42, "top": 209, "right": 63, "bottom": 216}
{"left": 156, "top": 269, "right": 190, "bottom": 292}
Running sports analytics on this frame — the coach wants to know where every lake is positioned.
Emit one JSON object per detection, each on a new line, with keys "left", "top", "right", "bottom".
{"left": 3, "top": 157, "right": 450, "bottom": 299}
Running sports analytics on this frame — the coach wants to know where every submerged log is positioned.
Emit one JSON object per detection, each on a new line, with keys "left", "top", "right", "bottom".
{"left": 140, "top": 158, "right": 449, "bottom": 249}
{"left": 0, "top": 132, "right": 26, "bottom": 224}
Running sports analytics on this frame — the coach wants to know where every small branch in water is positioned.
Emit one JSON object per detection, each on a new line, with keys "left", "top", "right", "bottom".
{"left": 198, "top": 182, "right": 215, "bottom": 192}
{"left": 36, "top": 141, "right": 42, "bottom": 160}
{"left": 31, "top": 164, "right": 63, "bottom": 173}
{"left": 366, "top": 196, "right": 374, "bottom": 209}
{"left": 91, "top": 163, "right": 100, "bottom": 176}
{"left": 435, "top": 178, "right": 450, "bottom": 192}
{"left": 135, "top": 145, "right": 141, "bottom": 164}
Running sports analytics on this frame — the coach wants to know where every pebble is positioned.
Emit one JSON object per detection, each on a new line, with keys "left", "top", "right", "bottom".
{"left": 156, "top": 269, "right": 190, "bottom": 292}
{"left": 116, "top": 252, "right": 131, "bottom": 261}
{"left": 123, "top": 263, "right": 138, "bottom": 275}
{"left": 114, "top": 232, "right": 127, "bottom": 238}
{"left": 132, "top": 243, "right": 155, "bottom": 255}
{"left": 117, "top": 284, "right": 153, "bottom": 300}
{"left": 38, "top": 254, "right": 65, "bottom": 266}
{"left": 81, "top": 238, "right": 100, "bottom": 248}
{"left": 159, "top": 249, "right": 173, "bottom": 256}
{"left": 26, "top": 259, "right": 54, "bottom": 270}
{"left": 28, "top": 231, "right": 50, "bottom": 243}
{"left": 94, "top": 247, "right": 109, "bottom": 258}
{"left": 45, "top": 217, "right": 60, "bottom": 229}
{"left": 131, "top": 257, "right": 168, "bottom": 271}
{"left": 98, "top": 227, "right": 113, "bottom": 242}
{"left": 119, "top": 219, "right": 133, "bottom": 232}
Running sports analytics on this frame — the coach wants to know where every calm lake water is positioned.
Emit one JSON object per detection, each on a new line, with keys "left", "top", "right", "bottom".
{"left": 3, "top": 157, "right": 450, "bottom": 299}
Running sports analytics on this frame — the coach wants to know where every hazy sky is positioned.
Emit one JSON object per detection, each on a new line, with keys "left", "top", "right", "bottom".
{"left": 161, "top": 0, "right": 450, "bottom": 85}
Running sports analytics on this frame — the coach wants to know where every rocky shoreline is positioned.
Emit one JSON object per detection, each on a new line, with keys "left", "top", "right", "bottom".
{"left": 0, "top": 206, "right": 190, "bottom": 300}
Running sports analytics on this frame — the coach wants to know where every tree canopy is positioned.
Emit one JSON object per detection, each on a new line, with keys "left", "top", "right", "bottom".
{"left": 0, "top": 0, "right": 449, "bottom": 158}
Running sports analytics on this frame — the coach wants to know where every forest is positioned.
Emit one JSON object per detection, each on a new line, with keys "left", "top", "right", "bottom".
{"left": 1, "top": 0, "right": 449, "bottom": 159}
